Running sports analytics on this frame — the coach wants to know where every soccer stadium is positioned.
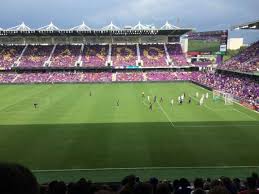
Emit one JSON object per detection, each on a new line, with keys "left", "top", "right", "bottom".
{"left": 0, "top": 1, "right": 259, "bottom": 193}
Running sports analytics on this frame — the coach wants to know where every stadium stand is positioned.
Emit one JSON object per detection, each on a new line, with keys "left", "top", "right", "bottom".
{"left": 140, "top": 44, "right": 167, "bottom": 67}
{"left": 194, "top": 72, "right": 258, "bottom": 105}
{"left": 146, "top": 71, "right": 194, "bottom": 81}
{"left": 19, "top": 45, "right": 53, "bottom": 67}
{"left": 81, "top": 45, "right": 109, "bottom": 67}
{"left": 116, "top": 72, "right": 144, "bottom": 81}
{"left": 112, "top": 45, "right": 137, "bottom": 67}
{"left": 166, "top": 44, "right": 188, "bottom": 66}
{"left": 81, "top": 72, "right": 112, "bottom": 82}
{"left": 51, "top": 45, "right": 81, "bottom": 67}
{"left": 219, "top": 41, "right": 259, "bottom": 72}
{"left": 0, "top": 45, "right": 24, "bottom": 69}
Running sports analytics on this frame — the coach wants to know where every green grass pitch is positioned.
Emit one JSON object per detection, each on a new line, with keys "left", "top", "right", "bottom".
{"left": 0, "top": 82, "right": 259, "bottom": 182}
{"left": 188, "top": 40, "right": 220, "bottom": 52}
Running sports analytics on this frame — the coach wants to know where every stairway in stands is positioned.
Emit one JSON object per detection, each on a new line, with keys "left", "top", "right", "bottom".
{"left": 11, "top": 74, "right": 20, "bottom": 83}
{"left": 45, "top": 44, "right": 57, "bottom": 66}
{"left": 14, "top": 45, "right": 28, "bottom": 67}
{"left": 112, "top": 73, "right": 117, "bottom": 82}
{"left": 143, "top": 72, "right": 147, "bottom": 81}
{"left": 164, "top": 44, "right": 172, "bottom": 65}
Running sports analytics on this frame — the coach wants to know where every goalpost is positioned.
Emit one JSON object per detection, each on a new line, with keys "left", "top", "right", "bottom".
{"left": 213, "top": 90, "right": 234, "bottom": 105}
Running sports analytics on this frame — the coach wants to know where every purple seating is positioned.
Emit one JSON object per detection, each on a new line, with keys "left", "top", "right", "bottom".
{"left": 81, "top": 72, "right": 112, "bottom": 82}
{"left": 220, "top": 41, "right": 259, "bottom": 72}
{"left": 0, "top": 45, "right": 24, "bottom": 69}
{"left": 167, "top": 44, "right": 188, "bottom": 66}
{"left": 146, "top": 71, "right": 193, "bottom": 81}
{"left": 15, "top": 72, "right": 51, "bottom": 83}
{"left": 112, "top": 45, "right": 137, "bottom": 67}
{"left": 140, "top": 44, "right": 167, "bottom": 67}
{"left": 193, "top": 72, "right": 258, "bottom": 105}
{"left": 19, "top": 45, "right": 53, "bottom": 67}
{"left": 81, "top": 45, "right": 108, "bottom": 67}
{"left": 0, "top": 72, "right": 17, "bottom": 83}
{"left": 51, "top": 45, "right": 81, "bottom": 67}
{"left": 116, "top": 72, "right": 143, "bottom": 81}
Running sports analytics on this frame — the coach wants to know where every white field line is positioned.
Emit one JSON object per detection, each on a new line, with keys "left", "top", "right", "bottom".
{"left": 174, "top": 124, "right": 259, "bottom": 128}
{"left": 233, "top": 108, "right": 257, "bottom": 121}
{"left": 233, "top": 101, "right": 259, "bottom": 115}
{"left": 32, "top": 165, "right": 259, "bottom": 173}
{"left": 150, "top": 90, "right": 175, "bottom": 128}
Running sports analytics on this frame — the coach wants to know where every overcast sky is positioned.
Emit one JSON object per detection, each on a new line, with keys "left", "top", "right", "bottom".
{"left": 0, "top": 0, "right": 258, "bottom": 43}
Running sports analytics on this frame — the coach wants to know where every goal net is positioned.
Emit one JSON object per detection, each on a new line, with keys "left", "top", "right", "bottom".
{"left": 213, "top": 90, "right": 234, "bottom": 105}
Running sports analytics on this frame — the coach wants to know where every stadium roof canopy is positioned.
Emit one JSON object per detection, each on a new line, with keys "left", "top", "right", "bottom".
{"left": 101, "top": 22, "right": 120, "bottom": 30}
{"left": 70, "top": 22, "right": 91, "bottom": 31}
{"left": 231, "top": 19, "right": 259, "bottom": 30}
{"left": 0, "top": 21, "right": 192, "bottom": 36}
{"left": 161, "top": 21, "right": 180, "bottom": 30}
{"left": 133, "top": 22, "right": 150, "bottom": 30}
{"left": 37, "top": 22, "right": 59, "bottom": 31}
{"left": 6, "top": 22, "right": 31, "bottom": 31}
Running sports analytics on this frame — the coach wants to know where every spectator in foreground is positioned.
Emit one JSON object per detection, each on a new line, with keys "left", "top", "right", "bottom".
{"left": 0, "top": 163, "right": 39, "bottom": 194}
{"left": 238, "top": 177, "right": 259, "bottom": 194}
{"left": 209, "top": 186, "right": 230, "bottom": 194}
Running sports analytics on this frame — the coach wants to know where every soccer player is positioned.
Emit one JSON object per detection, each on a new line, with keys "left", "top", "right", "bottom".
{"left": 160, "top": 97, "right": 163, "bottom": 103}
{"left": 196, "top": 92, "right": 199, "bottom": 98}
{"left": 154, "top": 96, "right": 157, "bottom": 103}
{"left": 90, "top": 91, "right": 92, "bottom": 96}
{"left": 147, "top": 96, "right": 150, "bottom": 102}
{"left": 199, "top": 97, "right": 204, "bottom": 106}
{"left": 117, "top": 100, "right": 120, "bottom": 106}
{"left": 181, "top": 94, "right": 184, "bottom": 102}
{"left": 170, "top": 99, "right": 174, "bottom": 109}
{"left": 206, "top": 93, "right": 209, "bottom": 99}
{"left": 142, "top": 91, "right": 145, "bottom": 98}
{"left": 178, "top": 96, "right": 181, "bottom": 104}
{"left": 188, "top": 96, "right": 192, "bottom": 104}
{"left": 149, "top": 102, "right": 153, "bottom": 111}
{"left": 33, "top": 103, "right": 38, "bottom": 109}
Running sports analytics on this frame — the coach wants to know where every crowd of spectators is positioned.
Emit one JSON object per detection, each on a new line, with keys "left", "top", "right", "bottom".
{"left": 1, "top": 163, "right": 259, "bottom": 194}
{"left": 19, "top": 45, "right": 53, "bottom": 67}
{"left": 81, "top": 45, "right": 109, "bottom": 67}
{"left": 140, "top": 44, "right": 167, "bottom": 67}
{"left": 112, "top": 45, "right": 137, "bottom": 67}
{"left": 167, "top": 44, "right": 188, "bottom": 66}
{"left": 116, "top": 72, "right": 144, "bottom": 81}
{"left": 0, "top": 45, "right": 24, "bottom": 69}
{"left": 1, "top": 42, "right": 258, "bottom": 70}
{"left": 219, "top": 41, "right": 259, "bottom": 73}
{"left": 51, "top": 45, "right": 81, "bottom": 67}
{"left": 0, "top": 44, "right": 191, "bottom": 68}
{"left": 193, "top": 72, "right": 258, "bottom": 105}
{"left": 146, "top": 71, "right": 194, "bottom": 81}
